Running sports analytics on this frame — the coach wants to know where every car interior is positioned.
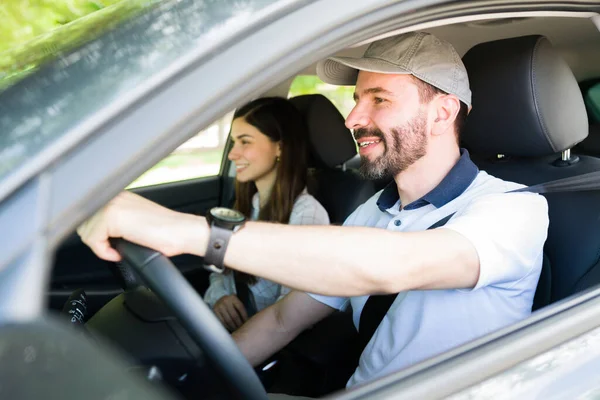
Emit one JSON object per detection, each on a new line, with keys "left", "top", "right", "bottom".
{"left": 41, "top": 10, "right": 600, "bottom": 400}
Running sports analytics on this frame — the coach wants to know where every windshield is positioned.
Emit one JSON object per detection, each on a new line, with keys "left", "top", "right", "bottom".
{"left": 0, "top": 0, "right": 288, "bottom": 190}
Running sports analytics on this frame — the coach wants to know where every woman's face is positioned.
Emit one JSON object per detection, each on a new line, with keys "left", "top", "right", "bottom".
{"left": 228, "top": 117, "right": 281, "bottom": 184}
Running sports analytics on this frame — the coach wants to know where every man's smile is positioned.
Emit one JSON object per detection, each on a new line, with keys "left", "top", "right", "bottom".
{"left": 356, "top": 137, "right": 383, "bottom": 155}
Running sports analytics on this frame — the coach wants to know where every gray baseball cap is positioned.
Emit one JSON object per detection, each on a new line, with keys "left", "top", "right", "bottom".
{"left": 317, "top": 32, "right": 472, "bottom": 108}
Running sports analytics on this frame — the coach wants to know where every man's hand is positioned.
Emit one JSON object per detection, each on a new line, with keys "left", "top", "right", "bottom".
{"left": 77, "top": 191, "right": 206, "bottom": 262}
{"left": 214, "top": 295, "right": 248, "bottom": 331}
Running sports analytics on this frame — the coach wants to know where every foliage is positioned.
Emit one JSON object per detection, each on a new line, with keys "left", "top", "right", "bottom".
{"left": 0, "top": 1, "right": 122, "bottom": 53}
{"left": 288, "top": 75, "right": 355, "bottom": 117}
{"left": 0, "top": 0, "right": 158, "bottom": 90}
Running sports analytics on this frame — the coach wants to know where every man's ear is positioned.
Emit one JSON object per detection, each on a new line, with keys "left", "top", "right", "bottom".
{"left": 431, "top": 95, "right": 461, "bottom": 137}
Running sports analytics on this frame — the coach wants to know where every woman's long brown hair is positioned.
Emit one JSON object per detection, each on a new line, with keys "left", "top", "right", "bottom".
{"left": 231, "top": 97, "right": 309, "bottom": 284}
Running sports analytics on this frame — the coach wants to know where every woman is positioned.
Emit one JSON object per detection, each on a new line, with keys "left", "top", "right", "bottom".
{"left": 203, "top": 97, "right": 330, "bottom": 332}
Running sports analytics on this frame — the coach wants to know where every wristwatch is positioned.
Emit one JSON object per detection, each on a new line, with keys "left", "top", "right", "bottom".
{"left": 203, "top": 207, "right": 246, "bottom": 273}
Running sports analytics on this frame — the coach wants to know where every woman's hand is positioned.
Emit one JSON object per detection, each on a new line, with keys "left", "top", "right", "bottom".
{"left": 77, "top": 191, "right": 206, "bottom": 261}
{"left": 214, "top": 295, "right": 248, "bottom": 332}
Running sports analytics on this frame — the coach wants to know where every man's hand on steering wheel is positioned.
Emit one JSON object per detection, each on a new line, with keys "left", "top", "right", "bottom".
{"left": 77, "top": 193, "right": 270, "bottom": 400}
{"left": 77, "top": 191, "right": 205, "bottom": 262}
{"left": 214, "top": 295, "right": 248, "bottom": 331}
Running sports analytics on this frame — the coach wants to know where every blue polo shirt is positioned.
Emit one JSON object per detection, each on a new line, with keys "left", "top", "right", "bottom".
{"left": 309, "top": 149, "right": 549, "bottom": 388}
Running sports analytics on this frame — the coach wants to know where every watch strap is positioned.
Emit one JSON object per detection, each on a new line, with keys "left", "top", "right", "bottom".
{"left": 204, "top": 224, "right": 233, "bottom": 273}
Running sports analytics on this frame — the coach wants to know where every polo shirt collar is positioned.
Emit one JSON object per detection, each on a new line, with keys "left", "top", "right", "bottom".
{"left": 376, "top": 148, "right": 479, "bottom": 212}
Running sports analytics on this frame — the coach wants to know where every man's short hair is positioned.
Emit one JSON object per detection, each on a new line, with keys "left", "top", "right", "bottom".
{"left": 410, "top": 75, "right": 468, "bottom": 142}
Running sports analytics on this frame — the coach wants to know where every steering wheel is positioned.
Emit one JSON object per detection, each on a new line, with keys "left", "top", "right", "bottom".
{"left": 112, "top": 239, "right": 268, "bottom": 400}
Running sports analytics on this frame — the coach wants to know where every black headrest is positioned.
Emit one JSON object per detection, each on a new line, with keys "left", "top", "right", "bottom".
{"left": 462, "top": 35, "right": 588, "bottom": 157}
{"left": 290, "top": 94, "right": 356, "bottom": 168}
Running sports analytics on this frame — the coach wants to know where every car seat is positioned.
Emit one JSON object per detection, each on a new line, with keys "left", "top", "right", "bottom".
{"left": 290, "top": 94, "right": 377, "bottom": 224}
{"left": 462, "top": 35, "right": 600, "bottom": 309}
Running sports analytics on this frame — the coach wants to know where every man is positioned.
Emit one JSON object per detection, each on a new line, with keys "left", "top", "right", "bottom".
{"left": 78, "top": 32, "right": 549, "bottom": 390}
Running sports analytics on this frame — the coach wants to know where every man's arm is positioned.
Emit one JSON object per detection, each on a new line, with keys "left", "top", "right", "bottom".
{"left": 78, "top": 192, "right": 480, "bottom": 296}
{"left": 221, "top": 221, "right": 480, "bottom": 296}
{"left": 78, "top": 191, "right": 547, "bottom": 297}
{"left": 233, "top": 291, "right": 336, "bottom": 366}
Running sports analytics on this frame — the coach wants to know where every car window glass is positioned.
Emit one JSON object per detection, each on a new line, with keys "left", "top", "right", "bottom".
{"left": 0, "top": 0, "right": 158, "bottom": 92}
{"left": 0, "top": 0, "right": 285, "bottom": 185}
{"left": 127, "top": 112, "right": 232, "bottom": 188}
{"left": 288, "top": 75, "right": 355, "bottom": 117}
{"left": 584, "top": 82, "right": 600, "bottom": 123}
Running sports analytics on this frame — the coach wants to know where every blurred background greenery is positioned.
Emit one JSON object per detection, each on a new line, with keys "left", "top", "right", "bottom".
{"left": 288, "top": 75, "right": 355, "bottom": 117}
{"left": 1, "top": 0, "right": 120, "bottom": 53}
{"left": 0, "top": 0, "right": 156, "bottom": 90}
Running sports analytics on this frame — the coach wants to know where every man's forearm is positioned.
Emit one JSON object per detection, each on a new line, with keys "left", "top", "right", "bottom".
{"left": 225, "top": 223, "right": 389, "bottom": 296}
{"left": 77, "top": 192, "right": 478, "bottom": 296}
{"left": 184, "top": 219, "right": 479, "bottom": 297}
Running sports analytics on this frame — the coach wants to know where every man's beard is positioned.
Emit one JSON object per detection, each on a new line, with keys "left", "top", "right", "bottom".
{"left": 355, "top": 111, "right": 428, "bottom": 180}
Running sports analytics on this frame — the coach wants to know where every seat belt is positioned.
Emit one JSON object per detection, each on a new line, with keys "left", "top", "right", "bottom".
{"left": 234, "top": 272, "right": 256, "bottom": 317}
{"left": 356, "top": 169, "right": 600, "bottom": 355}
{"left": 357, "top": 214, "right": 455, "bottom": 352}
{"left": 509, "top": 169, "right": 600, "bottom": 194}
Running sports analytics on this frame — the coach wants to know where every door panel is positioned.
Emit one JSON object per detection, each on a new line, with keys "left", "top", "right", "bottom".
{"left": 48, "top": 176, "right": 222, "bottom": 313}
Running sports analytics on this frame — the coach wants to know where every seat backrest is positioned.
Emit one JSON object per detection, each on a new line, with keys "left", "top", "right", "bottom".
{"left": 462, "top": 35, "right": 600, "bottom": 309}
{"left": 290, "top": 94, "right": 376, "bottom": 224}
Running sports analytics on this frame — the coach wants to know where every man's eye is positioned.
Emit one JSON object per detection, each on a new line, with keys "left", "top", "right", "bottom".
{"left": 374, "top": 97, "right": 386, "bottom": 104}
{"left": 241, "top": 140, "right": 250, "bottom": 145}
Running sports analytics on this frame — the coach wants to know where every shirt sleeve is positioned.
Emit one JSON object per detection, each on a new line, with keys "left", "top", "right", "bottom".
{"left": 442, "top": 192, "right": 549, "bottom": 291}
{"left": 307, "top": 293, "right": 349, "bottom": 310}
{"left": 203, "top": 272, "right": 233, "bottom": 308}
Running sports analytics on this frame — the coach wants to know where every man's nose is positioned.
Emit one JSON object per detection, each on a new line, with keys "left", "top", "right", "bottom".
{"left": 345, "top": 104, "right": 370, "bottom": 130}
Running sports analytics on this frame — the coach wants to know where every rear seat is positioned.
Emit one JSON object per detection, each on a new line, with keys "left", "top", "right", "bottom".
{"left": 462, "top": 35, "right": 600, "bottom": 309}
{"left": 290, "top": 94, "right": 377, "bottom": 224}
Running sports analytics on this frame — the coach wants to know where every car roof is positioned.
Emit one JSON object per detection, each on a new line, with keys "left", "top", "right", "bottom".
{"left": 297, "top": 13, "right": 600, "bottom": 82}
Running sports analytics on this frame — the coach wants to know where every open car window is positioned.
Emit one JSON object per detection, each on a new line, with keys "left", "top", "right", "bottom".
{"left": 127, "top": 112, "right": 232, "bottom": 188}
{"left": 288, "top": 75, "right": 355, "bottom": 117}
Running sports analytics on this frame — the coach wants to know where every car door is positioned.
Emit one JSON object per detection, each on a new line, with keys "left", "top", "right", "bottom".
{"left": 48, "top": 119, "right": 234, "bottom": 313}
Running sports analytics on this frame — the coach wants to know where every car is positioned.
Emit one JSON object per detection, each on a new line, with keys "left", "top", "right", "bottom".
{"left": 2, "top": 0, "right": 600, "bottom": 399}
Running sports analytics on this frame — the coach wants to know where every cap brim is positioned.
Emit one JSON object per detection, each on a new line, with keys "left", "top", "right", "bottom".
{"left": 317, "top": 56, "right": 411, "bottom": 86}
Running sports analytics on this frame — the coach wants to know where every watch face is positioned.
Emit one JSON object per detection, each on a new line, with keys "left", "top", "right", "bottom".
{"left": 210, "top": 207, "right": 245, "bottom": 223}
